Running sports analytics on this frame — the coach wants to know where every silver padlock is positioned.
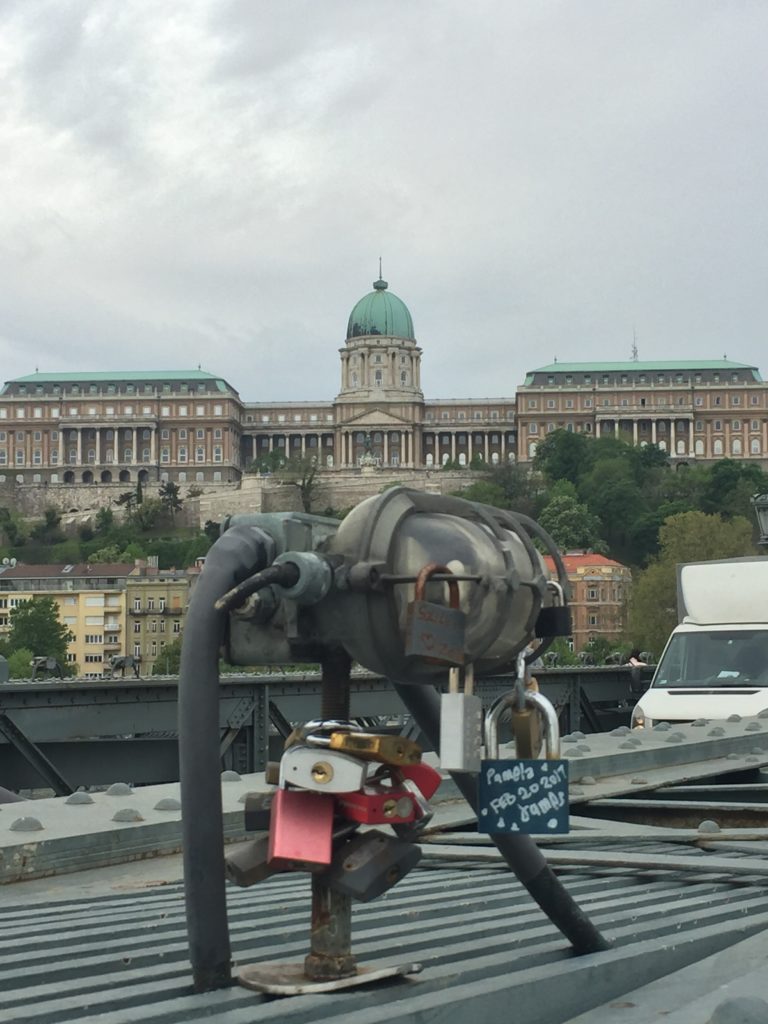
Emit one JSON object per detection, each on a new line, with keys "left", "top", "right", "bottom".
{"left": 484, "top": 686, "right": 561, "bottom": 760}
{"left": 439, "top": 662, "right": 482, "bottom": 773}
{"left": 279, "top": 744, "right": 368, "bottom": 793}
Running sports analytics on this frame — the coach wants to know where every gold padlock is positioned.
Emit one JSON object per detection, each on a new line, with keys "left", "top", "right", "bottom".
{"left": 510, "top": 707, "right": 542, "bottom": 759}
{"left": 327, "top": 732, "right": 422, "bottom": 767}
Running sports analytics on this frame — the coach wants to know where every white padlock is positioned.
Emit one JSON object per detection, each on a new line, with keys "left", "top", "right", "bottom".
{"left": 439, "top": 663, "right": 482, "bottom": 773}
{"left": 279, "top": 744, "right": 368, "bottom": 793}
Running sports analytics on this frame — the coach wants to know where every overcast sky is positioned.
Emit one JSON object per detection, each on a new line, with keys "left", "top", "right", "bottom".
{"left": 1, "top": 1, "right": 766, "bottom": 402}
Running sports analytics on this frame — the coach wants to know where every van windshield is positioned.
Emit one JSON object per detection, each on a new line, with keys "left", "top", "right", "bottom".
{"left": 654, "top": 629, "right": 768, "bottom": 689}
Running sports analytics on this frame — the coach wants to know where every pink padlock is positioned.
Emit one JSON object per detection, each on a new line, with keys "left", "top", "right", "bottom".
{"left": 267, "top": 789, "right": 335, "bottom": 867}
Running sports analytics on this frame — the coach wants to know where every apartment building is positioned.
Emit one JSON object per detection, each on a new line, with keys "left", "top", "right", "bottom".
{"left": 544, "top": 552, "right": 632, "bottom": 652}
{"left": 0, "top": 562, "right": 137, "bottom": 675}
{"left": 125, "top": 568, "right": 189, "bottom": 674}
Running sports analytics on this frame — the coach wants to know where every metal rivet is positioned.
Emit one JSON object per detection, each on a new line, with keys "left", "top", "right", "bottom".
{"left": 569, "top": 787, "right": 584, "bottom": 796}
{"left": 619, "top": 741, "right": 636, "bottom": 749}
{"left": 709, "top": 996, "right": 768, "bottom": 1023}
{"left": 154, "top": 798, "right": 181, "bottom": 811}
{"left": 745, "top": 722, "right": 761, "bottom": 732}
{"left": 727, "top": 714, "right": 742, "bottom": 722}
{"left": 579, "top": 776, "right": 597, "bottom": 786}
{"left": 708, "top": 727, "right": 726, "bottom": 737}
{"left": 752, "top": 749, "right": 766, "bottom": 756}
{"left": 10, "top": 816, "right": 43, "bottom": 831}
{"left": 610, "top": 727, "right": 631, "bottom": 736}
{"left": 66, "top": 792, "right": 94, "bottom": 805}
{"left": 653, "top": 722, "right": 671, "bottom": 732}
{"left": 570, "top": 731, "right": 586, "bottom": 740}
{"left": 726, "top": 753, "right": 741, "bottom": 761}
{"left": 221, "top": 771, "right": 241, "bottom": 782}
{"left": 112, "top": 808, "right": 144, "bottom": 822}
{"left": 576, "top": 744, "right": 591, "bottom": 753}
{"left": 759, "top": 710, "right": 768, "bottom": 719}
{"left": 665, "top": 734, "right": 684, "bottom": 743}
{"left": 561, "top": 736, "right": 577, "bottom": 744}
{"left": 745, "top": 756, "right": 760, "bottom": 763}
{"left": 106, "top": 783, "right": 133, "bottom": 796}
{"left": 568, "top": 750, "right": 583, "bottom": 757}
{"left": 698, "top": 819, "right": 721, "bottom": 834}
{"left": 691, "top": 719, "right": 708, "bottom": 727}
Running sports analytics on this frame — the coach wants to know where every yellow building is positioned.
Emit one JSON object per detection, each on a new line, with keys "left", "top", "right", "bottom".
{"left": 0, "top": 563, "right": 137, "bottom": 675}
{"left": 125, "top": 566, "right": 189, "bottom": 674}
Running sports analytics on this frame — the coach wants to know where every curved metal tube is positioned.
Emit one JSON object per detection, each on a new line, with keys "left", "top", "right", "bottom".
{"left": 178, "top": 525, "right": 273, "bottom": 992}
{"left": 394, "top": 680, "right": 610, "bottom": 954}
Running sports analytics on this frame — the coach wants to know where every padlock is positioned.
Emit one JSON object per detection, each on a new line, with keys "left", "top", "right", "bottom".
{"left": 313, "top": 731, "right": 422, "bottom": 767}
{"left": 535, "top": 580, "right": 572, "bottom": 638}
{"left": 268, "top": 788, "right": 335, "bottom": 866}
{"left": 396, "top": 761, "right": 442, "bottom": 801}
{"left": 335, "top": 782, "right": 418, "bottom": 826}
{"left": 244, "top": 791, "right": 275, "bottom": 832}
{"left": 404, "top": 562, "right": 466, "bottom": 665}
{"left": 510, "top": 655, "right": 542, "bottom": 759}
{"left": 317, "top": 829, "right": 422, "bottom": 903}
{"left": 439, "top": 662, "right": 482, "bottom": 773}
{"left": 226, "top": 835, "right": 286, "bottom": 887}
{"left": 478, "top": 687, "right": 569, "bottom": 835}
{"left": 279, "top": 745, "right": 369, "bottom": 793}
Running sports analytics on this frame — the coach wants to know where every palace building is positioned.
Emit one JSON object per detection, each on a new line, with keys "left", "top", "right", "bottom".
{"left": 0, "top": 278, "right": 765, "bottom": 488}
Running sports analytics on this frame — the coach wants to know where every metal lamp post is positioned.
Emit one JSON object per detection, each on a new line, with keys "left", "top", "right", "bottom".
{"left": 751, "top": 493, "right": 768, "bottom": 547}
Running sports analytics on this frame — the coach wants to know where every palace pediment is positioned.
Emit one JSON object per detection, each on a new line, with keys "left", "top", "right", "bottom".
{"left": 339, "top": 408, "right": 412, "bottom": 428}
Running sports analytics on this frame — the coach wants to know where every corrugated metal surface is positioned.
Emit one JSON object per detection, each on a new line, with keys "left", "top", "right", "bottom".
{"left": 2, "top": 849, "right": 768, "bottom": 1024}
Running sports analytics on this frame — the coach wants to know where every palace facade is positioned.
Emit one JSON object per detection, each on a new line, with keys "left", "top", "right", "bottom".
{"left": 1, "top": 277, "right": 765, "bottom": 487}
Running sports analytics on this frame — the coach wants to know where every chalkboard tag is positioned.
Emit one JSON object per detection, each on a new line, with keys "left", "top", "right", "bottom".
{"left": 478, "top": 759, "right": 569, "bottom": 834}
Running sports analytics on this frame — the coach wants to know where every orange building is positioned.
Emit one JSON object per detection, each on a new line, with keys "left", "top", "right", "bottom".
{"left": 544, "top": 552, "right": 631, "bottom": 652}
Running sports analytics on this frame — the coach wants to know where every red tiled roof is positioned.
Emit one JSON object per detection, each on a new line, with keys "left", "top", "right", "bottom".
{"left": 543, "top": 553, "right": 628, "bottom": 573}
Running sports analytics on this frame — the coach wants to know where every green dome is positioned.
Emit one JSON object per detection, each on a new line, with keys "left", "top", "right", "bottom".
{"left": 346, "top": 278, "right": 415, "bottom": 340}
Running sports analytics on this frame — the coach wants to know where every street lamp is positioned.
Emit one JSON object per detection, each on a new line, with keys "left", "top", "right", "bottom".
{"left": 751, "top": 493, "right": 768, "bottom": 547}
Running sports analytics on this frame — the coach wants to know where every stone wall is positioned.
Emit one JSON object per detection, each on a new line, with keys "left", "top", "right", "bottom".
{"left": 1, "top": 470, "right": 480, "bottom": 529}
{"left": 196, "top": 468, "right": 480, "bottom": 523}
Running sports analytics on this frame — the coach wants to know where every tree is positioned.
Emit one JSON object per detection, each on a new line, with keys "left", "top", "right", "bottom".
{"left": 248, "top": 450, "right": 285, "bottom": 474}
{"left": 7, "top": 647, "right": 34, "bottom": 679}
{"left": 203, "top": 520, "right": 221, "bottom": 543}
{"left": 533, "top": 430, "right": 592, "bottom": 485}
{"left": 538, "top": 494, "right": 606, "bottom": 552}
{"left": 94, "top": 507, "right": 114, "bottom": 533}
{"left": 159, "top": 481, "right": 183, "bottom": 523}
{"left": 8, "top": 598, "right": 73, "bottom": 666}
{"left": 152, "top": 635, "right": 183, "bottom": 675}
{"left": 132, "top": 497, "right": 163, "bottom": 532}
{"left": 627, "top": 511, "right": 756, "bottom": 657}
{"left": 30, "top": 507, "right": 65, "bottom": 544}
{"left": 276, "top": 455, "right": 322, "bottom": 513}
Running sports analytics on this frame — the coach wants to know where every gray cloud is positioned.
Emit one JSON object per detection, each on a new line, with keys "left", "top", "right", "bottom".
{"left": 1, "top": 1, "right": 767, "bottom": 400}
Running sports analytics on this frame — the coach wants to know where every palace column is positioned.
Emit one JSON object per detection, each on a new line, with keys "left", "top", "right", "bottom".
{"left": 76, "top": 429, "right": 83, "bottom": 466}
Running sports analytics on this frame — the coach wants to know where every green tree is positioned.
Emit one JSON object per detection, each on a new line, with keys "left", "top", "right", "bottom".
{"left": 159, "top": 480, "right": 183, "bottom": 523}
{"left": 94, "top": 507, "right": 114, "bottom": 533}
{"left": 30, "top": 507, "right": 65, "bottom": 544}
{"left": 132, "top": 497, "right": 163, "bottom": 532}
{"left": 628, "top": 511, "right": 756, "bottom": 656}
{"left": 248, "top": 450, "right": 285, "bottom": 474}
{"left": 152, "top": 635, "right": 183, "bottom": 675}
{"left": 533, "top": 430, "right": 592, "bottom": 485}
{"left": 7, "top": 647, "right": 34, "bottom": 679}
{"left": 538, "top": 494, "right": 606, "bottom": 552}
{"left": 0, "top": 507, "right": 25, "bottom": 547}
{"left": 275, "top": 455, "right": 322, "bottom": 513}
{"left": 8, "top": 598, "right": 73, "bottom": 665}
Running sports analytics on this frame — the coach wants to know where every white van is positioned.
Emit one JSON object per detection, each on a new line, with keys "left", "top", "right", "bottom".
{"left": 631, "top": 557, "right": 768, "bottom": 728}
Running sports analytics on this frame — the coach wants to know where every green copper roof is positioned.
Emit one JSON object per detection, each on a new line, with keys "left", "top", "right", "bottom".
{"left": 8, "top": 370, "right": 222, "bottom": 383}
{"left": 530, "top": 360, "right": 757, "bottom": 373}
{"left": 347, "top": 278, "right": 415, "bottom": 341}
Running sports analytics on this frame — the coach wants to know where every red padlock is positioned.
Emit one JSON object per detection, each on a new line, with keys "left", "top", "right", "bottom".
{"left": 267, "top": 788, "right": 335, "bottom": 867}
{"left": 336, "top": 783, "right": 418, "bottom": 825}
{"left": 397, "top": 762, "right": 442, "bottom": 801}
